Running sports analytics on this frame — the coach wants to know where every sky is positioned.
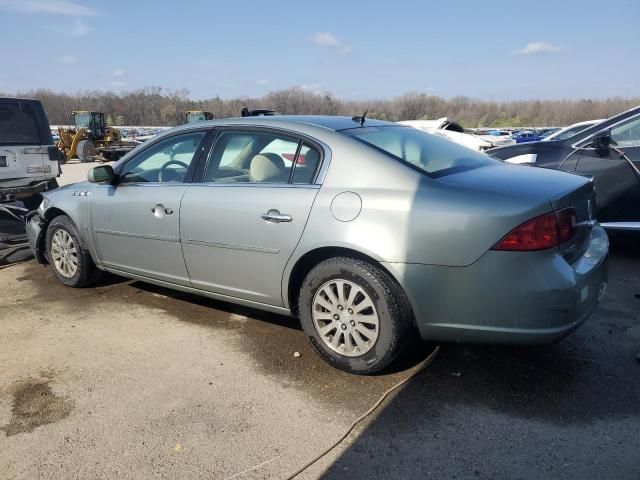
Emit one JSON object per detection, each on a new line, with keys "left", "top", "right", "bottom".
{"left": 0, "top": 0, "right": 639, "bottom": 100}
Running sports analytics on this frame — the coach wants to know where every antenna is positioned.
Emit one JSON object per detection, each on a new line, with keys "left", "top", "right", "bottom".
{"left": 352, "top": 109, "right": 368, "bottom": 127}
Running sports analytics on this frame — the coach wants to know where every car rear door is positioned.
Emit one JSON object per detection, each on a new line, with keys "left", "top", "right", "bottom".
{"left": 180, "top": 129, "right": 323, "bottom": 306}
{"left": 90, "top": 130, "right": 209, "bottom": 285}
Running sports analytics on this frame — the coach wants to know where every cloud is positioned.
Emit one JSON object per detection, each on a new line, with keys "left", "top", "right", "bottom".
{"left": 58, "top": 55, "right": 77, "bottom": 64}
{"left": 313, "top": 32, "right": 339, "bottom": 47}
{"left": 0, "top": 0, "right": 97, "bottom": 16}
{"left": 110, "top": 68, "right": 125, "bottom": 87}
{"left": 51, "top": 18, "right": 91, "bottom": 37}
{"left": 299, "top": 83, "right": 325, "bottom": 95}
{"left": 256, "top": 79, "right": 270, "bottom": 86}
{"left": 513, "top": 42, "right": 566, "bottom": 56}
{"left": 312, "top": 32, "right": 351, "bottom": 54}
{"left": 194, "top": 59, "right": 215, "bottom": 68}
{"left": 68, "top": 18, "right": 90, "bottom": 36}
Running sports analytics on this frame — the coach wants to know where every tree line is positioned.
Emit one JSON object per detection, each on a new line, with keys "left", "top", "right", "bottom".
{"left": 7, "top": 86, "right": 639, "bottom": 128}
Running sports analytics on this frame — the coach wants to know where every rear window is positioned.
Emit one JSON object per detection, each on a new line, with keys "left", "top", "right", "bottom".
{"left": 0, "top": 100, "right": 45, "bottom": 145}
{"left": 343, "top": 126, "right": 497, "bottom": 177}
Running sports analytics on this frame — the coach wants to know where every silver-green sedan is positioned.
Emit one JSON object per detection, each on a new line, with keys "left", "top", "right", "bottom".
{"left": 26, "top": 116, "right": 609, "bottom": 374}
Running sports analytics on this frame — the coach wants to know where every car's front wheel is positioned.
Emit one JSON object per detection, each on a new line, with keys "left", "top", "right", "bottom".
{"left": 298, "top": 257, "right": 413, "bottom": 374}
{"left": 45, "top": 215, "right": 100, "bottom": 287}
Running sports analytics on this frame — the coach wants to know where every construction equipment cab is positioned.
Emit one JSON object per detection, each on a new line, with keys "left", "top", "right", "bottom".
{"left": 57, "top": 111, "right": 135, "bottom": 163}
{"left": 185, "top": 111, "right": 214, "bottom": 124}
{"left": 0, "top": 97, "right": 60, "bottom": 210}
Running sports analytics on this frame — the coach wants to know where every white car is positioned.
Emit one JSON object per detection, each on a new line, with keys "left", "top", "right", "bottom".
{"left": 399, "top": 118, "right": 514, "bottom": 151}
{"left": 1, "top": 98, "right": 61, "bottom": 210}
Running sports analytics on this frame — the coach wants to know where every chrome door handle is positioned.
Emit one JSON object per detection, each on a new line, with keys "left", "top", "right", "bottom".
{"left": 151, "top": 204, "right": 173, "bottom": 217}
{"left": 261, "top": 209, "right": 292, "bottom": 223}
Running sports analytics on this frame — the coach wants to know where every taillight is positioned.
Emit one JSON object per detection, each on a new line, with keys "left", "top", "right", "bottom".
{"left": 493, "top": 208, "right": 577, "bottom": 251}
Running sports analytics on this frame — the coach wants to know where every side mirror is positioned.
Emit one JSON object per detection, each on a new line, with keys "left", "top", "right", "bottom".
{"left": 88, "top": 164, "right": 115, "bottom": 183}
{"left": 590, "top": 130, "right": 611, "bottom": 157}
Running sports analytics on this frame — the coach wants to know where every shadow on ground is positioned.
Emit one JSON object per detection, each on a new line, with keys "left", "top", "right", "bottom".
{"left": 320, "top": 240, "right": 640, "bottom": 480}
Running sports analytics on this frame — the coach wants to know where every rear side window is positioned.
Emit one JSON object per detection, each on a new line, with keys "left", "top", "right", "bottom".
{"left": 344, "top": 126, "right": 496, "bottom": 177}
{"left": 292, "top": 143, "right": 321, "bottom": 184}
{"left": 0, "top": 101, "right": 41, "bottom": 145}
{"left": 204, "top": 131, "right": 320, "bottom": 184}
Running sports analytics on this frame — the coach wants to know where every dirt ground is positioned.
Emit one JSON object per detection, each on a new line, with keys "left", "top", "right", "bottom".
{"left": 0, "top": 163, "right": 639, "bottom": 479}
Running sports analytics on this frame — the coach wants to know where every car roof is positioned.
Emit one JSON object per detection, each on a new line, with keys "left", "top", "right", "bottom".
{"left": 0, "top": 96, "right": 43, "bottom": 103}
{"left": 173, "top": 115, "right": 396, "bottom": 133}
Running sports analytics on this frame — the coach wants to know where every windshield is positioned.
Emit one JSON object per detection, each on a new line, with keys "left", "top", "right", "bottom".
{"left": 343, "top": 126, "right": 497, "bottom": 177}
{"left": 74, "top": 112, "right": 91, "bottom": 129}
{"left": 545, "top": 123, "right": 594, "bottom": 141}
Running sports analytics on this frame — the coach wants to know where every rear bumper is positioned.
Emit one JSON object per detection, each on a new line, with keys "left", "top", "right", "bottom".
{"left": 0, "top": 179, "right": 58, "bottom": 202}
{"left": 385, "top": 224, "right": 609, "bottom": 345}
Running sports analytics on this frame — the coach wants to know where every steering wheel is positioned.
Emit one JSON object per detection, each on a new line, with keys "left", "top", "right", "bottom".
{"left": 159, "top": 159, "right": 189, "bottom": 182}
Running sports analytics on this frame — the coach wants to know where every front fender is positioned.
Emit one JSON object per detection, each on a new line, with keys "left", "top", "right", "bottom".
{"left": 35, "top": 183, "right": 102, "bottom": 267}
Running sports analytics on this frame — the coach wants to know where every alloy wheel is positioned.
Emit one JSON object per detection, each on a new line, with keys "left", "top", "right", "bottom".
{"left": 50, "top": 229, "right": 78, "bottom": 278}
{"left": 312, "top": 279, "right": 380, "bottom": 357}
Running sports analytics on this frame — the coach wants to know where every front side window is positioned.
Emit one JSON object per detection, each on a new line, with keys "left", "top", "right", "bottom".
{"left": 204, "top": 131, "right": 320, "bottom": 184}
{"left": 344, "top": 126, "right": 497, "bottom": 177}
{"left": 611, "top": 116, "right": 640, "bottom": 147}
{"left": 119, "top": 131, "right": 206, "bottom": 183}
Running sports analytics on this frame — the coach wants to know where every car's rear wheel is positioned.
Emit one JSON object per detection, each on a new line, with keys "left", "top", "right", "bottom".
{"left": 45, "top": 215, "right": 100, "bottom": 287}
{"left": 298, "top": 257, "right": 413, "bottom": 374}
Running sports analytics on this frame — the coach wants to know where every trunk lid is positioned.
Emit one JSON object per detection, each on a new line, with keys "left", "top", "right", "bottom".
{"left": 439, "top": 163, "right": 595, "bottom": 261}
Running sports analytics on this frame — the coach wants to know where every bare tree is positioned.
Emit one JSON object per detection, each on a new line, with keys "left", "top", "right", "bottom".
{"left": 6, "top": 86, "right": 637, "bottom": 127}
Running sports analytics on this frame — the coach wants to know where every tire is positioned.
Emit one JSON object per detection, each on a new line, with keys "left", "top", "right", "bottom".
{"left": 76, "top": 140, "right": 97, "bottom": 163}
{"left": 45, "top": 215, "right": 101, "bottom": 287}
{"left": 298, "top": 257, "right": 413, "bottom": 374}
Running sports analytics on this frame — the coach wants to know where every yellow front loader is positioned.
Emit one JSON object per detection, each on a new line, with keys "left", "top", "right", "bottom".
{"left": 57, "top": 111, "right": 136, "bottom": 163}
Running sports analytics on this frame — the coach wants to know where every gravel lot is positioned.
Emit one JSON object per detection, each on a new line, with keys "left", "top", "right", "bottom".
{"left": 1, "top": 163, "right": 639, "bottom": 479}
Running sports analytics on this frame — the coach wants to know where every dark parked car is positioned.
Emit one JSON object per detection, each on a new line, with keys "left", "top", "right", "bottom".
{"left": 490, "top": 106, "right": 640, "bottom": 231}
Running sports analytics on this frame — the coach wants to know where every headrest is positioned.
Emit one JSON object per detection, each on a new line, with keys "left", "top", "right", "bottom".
{"left": 250, "top": 153, "right": 286, "bottom": 182}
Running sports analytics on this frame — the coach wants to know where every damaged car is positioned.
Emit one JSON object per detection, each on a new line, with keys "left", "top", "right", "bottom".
{"left": 27, "top": 115, "right": 609, "bottom": 374}
{"left": 399, "top": 118, "right": 514, "bottom": 151}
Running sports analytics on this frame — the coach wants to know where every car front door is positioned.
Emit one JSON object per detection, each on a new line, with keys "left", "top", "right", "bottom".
{"left": 180, "top": 129, "right": 323, "bottom": 306}
{"left": 90, "top": 130, "right": 208, "bottom": 284}
{"left": 575, "top": 115, "right": 640, "bottom": 225}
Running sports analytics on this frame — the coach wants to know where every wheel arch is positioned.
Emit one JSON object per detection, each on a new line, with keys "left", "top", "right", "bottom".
{"left": 285, "top": 246, "right": 413, "bottom": 320}
{"left": 33, "top": 207, "right": 71, "bottom": 264}
{"left": 43, "top": 206, "right": 68, "bottom": 222}
{"left": 39, "top": 207, "right": 100, "bottom": 267}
